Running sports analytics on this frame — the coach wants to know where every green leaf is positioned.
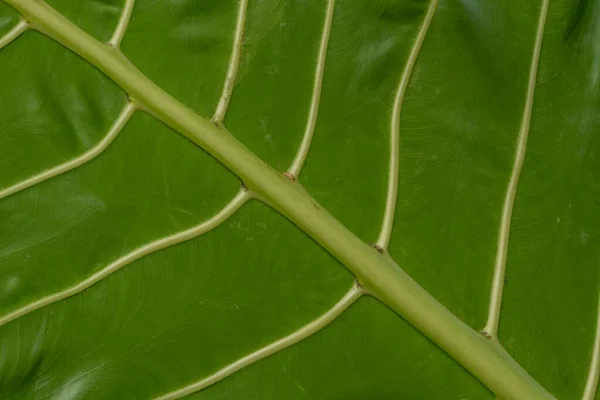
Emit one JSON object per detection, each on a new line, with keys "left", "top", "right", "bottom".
{"left": 0, "top": 0, "right": 597, "bottom": 399}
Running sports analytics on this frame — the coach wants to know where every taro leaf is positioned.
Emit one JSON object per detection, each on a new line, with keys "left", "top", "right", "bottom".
{"left": 0, "top": 0, "right": 598, "bottom": 399}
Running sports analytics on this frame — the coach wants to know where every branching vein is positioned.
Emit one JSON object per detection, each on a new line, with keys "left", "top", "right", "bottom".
{"left": 108, "top": 0, "right": 134, "bottom": 48}
{"left": 375, "top": 0, "right": 438, "bottom": 251}
{"left": 0, "top": 190, "right": 249, "bottom": 329}
{"left": 482, "top": 0, "right": 549, "bottom": 340}
{"left": 583, "top": 295, "right": 600, "bottom": 400}
{"left": 287, "top": 0, "right": 335, "bottom": 178}
{"left": 212, "top": 0, "right": 248, "bottom": 125}
{"left": 0, "top": 19, "right": 28, "bottom": 50}
{"left": 153, "top": 281, "right": 363, "bottom": 400}
{"left": 0, "top": 1, "right": 559, "bottom": 397}
{"left": 0, "top": 3, "right": 140, "bottom": 201}
{"left": 151, "top": 4, "right": 343, "bottom": 394}
{"left": 0, "top": 102, "right": 136, "bottom": 201}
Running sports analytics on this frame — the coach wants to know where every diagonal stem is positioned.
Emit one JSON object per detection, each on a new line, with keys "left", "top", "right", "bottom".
{"left": 2, "top": 1, "right": 555, "bottom": 398}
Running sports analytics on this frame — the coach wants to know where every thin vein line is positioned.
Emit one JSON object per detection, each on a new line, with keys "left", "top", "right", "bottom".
{"left": 374, "top": 0, "right": 438, "bottom": 250}
{"left": 0, "top": 102, "right": 136, "bottom": 201}
{"left": 583, "top": 294, "right": 600, "bottom": 400}
{"left": 108, "top": 0, "right": 134, "bottom": 48}
{"left": 154, "top": 281, "right": 363, "bottom": 400}
{"left": 0, "top": 190, "right": 249, "bottom": 329}
{"left": 0, "top": 20, "right": 28, "bottom": 50}
{"left": 287, "top": 0, "right": 335, "bottom": 178}
{"left": 483, "top": 0, "right": 549, "bottom": 340}
{"left": 212, "top": 0, "right": 248, "bottom": 125}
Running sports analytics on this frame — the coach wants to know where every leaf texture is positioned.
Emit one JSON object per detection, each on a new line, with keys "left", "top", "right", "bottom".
{"left": 0, "top": 0, "right": 598, "bottom": 399}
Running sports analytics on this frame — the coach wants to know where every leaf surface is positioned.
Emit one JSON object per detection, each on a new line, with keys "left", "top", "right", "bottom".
{"left": 0, "top": 0, "right": 598, "bottom": 399}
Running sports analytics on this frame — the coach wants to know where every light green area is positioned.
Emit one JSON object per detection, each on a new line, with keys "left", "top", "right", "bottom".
{"left": 0, "top": 0, "right": 597, "bottom": 399}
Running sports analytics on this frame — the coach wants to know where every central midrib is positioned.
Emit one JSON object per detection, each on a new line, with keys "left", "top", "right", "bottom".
{"left": 3, "top": 1, "right": 555, "bottom": 399}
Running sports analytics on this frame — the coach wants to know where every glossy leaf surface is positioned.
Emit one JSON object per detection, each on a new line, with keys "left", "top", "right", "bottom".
{"left": 0, "top": 0, "right": 598, "bottom": 399}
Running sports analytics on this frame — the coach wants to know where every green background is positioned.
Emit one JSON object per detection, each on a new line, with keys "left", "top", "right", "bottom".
{"left": 0, "top": 0, "right": 598, "bottom": 399}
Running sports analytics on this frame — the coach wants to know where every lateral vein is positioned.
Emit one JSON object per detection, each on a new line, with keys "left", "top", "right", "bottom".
{"left": 375, "top": 0, "right": 438, "bottom": 251}
{"left": 482, "top": 0, "right": 550, "bottom": 340}
{"left": 212, "top": 0, "right": 249, "bottom": 125}
{"left": 0, "top": 101, "right": 136, "bottom": 201}
{"left": 0, "top": 20, "right": 28, "bottom": 50}
{"left": 0, "top": 190, "right": 249, "bottom": 329}
{"left": 287, "top": 0, "right": 335, "bottom": 178}
{"left": 108, "top": 0, "right": 134, "bottom": 48}
{"left": 582, "top": 294, "right": 600, "bottom": 400}
{"left": 153, "top": 282, "right": 363, "bottom": 400}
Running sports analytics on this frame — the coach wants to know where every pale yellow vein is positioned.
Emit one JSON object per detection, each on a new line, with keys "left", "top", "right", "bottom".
{"left": 108, "top": 0, "right": 135, "bottom": 48}
{"left": 482, "top": 0, "right": 550, "bottom": 340}
{"left": 287, "top": 0, "right": 335, "bottom": 178}
{"left": 375, "top": 0, "right": 438, "bottom": 251}
{"left": 0, "top": 102, "right": 136, "bottom": 201}
{"left": 0, "top": 190, "right": 249, "bottom": 329}
{"left": 583, "top": 294, "right": 600, "bottom": 400}
{"left": 0, "top": 20, "right": 28, "bottom": 50}
{"left": 212, "top": 0, "right": 249, "bottom": 125}
{"left": 154, "top": 281, "right": 363, "bottom": 400}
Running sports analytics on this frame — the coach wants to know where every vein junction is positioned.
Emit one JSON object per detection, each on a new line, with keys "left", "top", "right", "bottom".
{"left": 0, "top": 0, "right": 561, "bottom": 398}
{"left": 0, "top": 0, "right": 139, "bottom": 201}
{"left": 0, "top": 1, "right": 359, "bottom": 396}
{"left": 108, "top": 0, "right": 134, "bottom": 49}
{"left": 0, "top": 0, "right": 249, "bottom": 328}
